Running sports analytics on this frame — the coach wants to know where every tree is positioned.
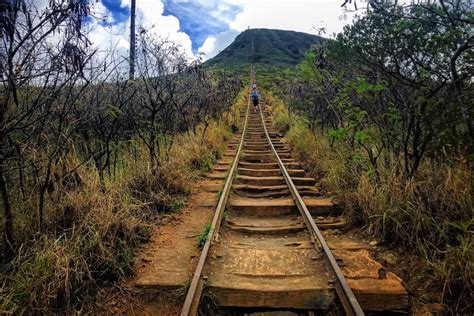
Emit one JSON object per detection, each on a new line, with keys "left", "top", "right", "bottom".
{"left": 0, "top": 0, "right": 92, "bottom": 258}
{"left": 286, "top": 1, "right": 472, "bottom": 178}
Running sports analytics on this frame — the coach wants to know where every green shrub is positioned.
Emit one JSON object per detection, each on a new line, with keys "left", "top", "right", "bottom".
{"left": 270, "top": 94, "right": 473, "bottom": 313}
{"left": 0, "top": 88, "right": 246, "bottom": 315}
{"left": 197, "top": 223, "right": 212, "bottom": 249}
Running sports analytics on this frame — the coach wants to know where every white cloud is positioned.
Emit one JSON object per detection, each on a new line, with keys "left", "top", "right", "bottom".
{"left": 33, "top": 0, "right": 358, "bottom": 62}
{"left": 96, "top": 0, "right": 194, "bottom": 58}
{"left": 196, "top": 0, "right": 358, "bottom": 60}
{"left": 231, "top": 0, "right": 356, "bottom": 35}
{"left": 198, "top": 36, "right": 217, "bottom": 56}
{"left": 198, "top": 29, "right": 240, "bottom": 59}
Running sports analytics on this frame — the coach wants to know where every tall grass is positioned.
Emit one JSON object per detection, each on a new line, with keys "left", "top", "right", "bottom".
{"left": 267, "top": 93, "right": 473, "bottom": 314}
{"left": 0, "top": 93, "right": 245, "bottom": 314}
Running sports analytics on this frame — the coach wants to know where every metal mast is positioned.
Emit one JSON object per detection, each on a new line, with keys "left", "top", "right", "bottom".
{"left": 129, "top": 0, "right": 136, "bottom": 80}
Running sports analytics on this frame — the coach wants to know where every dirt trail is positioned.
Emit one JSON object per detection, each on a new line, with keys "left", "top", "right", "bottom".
{"left": 90, "top": 118, "right": 246, "bottom": 315}
{"left": 92, "top": 100, "right": 408, "bottom": 315}
{"left": 199, "top": 102, "right": 408, "bottom": 314}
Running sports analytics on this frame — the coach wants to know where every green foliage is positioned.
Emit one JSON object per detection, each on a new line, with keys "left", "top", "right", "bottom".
{"left": 205, "top": 28, "right": 324, "bottom": 68}
{"left": 170, "top": 199, "right": 185, "bottom": 212}
{"left": 197, "top": 223, "right": 212, "bottom": 249}
{"left": 352, "top": 78, "right": 385, "bottom": 94}
{"left": 354, "top": 128, "right": 377, "bottom": 145}
{"left": 200, "top": 154, "right": 216, "bottom": 172}
{"left": 384, "top": 106, "right": 400, "bottom": 122}
{"left": 223, "top": 211, "right": 229, "bottom": 221}
{"left": 269, "top": 91, "right": 473, "bottom": 314}
{"left": 278, "top": 1, "right": 472, "bottom": 177}
{"left": 274, "top": 111, "right": 290, "bottom": 133}
{"left": 328, "top": 127, "right": 350, "bottom": 141}
{"left": 0, "top": 84, "right": 246, "bottom": 314}
{"left": 258, "top": 3, "right": 473, "bottom": 312}
{"left": 0, "top": 196, "right": 151, "bottom": 314}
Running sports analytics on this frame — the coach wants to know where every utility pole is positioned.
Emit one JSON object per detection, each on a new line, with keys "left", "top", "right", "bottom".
{"left": 129, "top": 0, "right": 136, "bottom": 80}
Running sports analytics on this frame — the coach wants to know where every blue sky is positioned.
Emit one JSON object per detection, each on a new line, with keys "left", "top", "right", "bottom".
{"left": 162, "top": 0, "right": 242, "bottom": 52}
{"left": 85, "top": 0, "right": 357, "bottom": 60}
{"left": 101, "top": 0, "right": 129, "bottom": 24}
{"left": 99, "top": 0, "right": 244, "bottom": 54}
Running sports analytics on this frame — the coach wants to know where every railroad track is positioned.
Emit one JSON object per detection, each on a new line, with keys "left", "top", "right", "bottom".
{"left": 180, "top": 73, "right": 407, "bottom": 315}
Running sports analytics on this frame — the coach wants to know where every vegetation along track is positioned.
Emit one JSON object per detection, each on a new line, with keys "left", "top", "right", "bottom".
{"left": 181, "top": 76, "right": 408, "bottom": 316}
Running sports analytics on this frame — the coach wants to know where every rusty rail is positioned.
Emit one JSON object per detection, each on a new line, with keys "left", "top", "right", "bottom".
{"left": 180, "top": 87, "right": 250, "bottom": 316}
{"left": 181, "top": 65, "right": 363, "bottom": 315}
{"left": 258, "top": 105, "right": 365, "bottom": 316}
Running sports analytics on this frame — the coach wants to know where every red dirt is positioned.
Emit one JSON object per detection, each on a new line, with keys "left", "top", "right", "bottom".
{"left": 88, "top": 173, "right": 231, "bottom": 315}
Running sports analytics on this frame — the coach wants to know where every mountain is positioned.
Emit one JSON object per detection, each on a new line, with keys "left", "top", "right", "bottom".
{"left": 205, "top": 28, "right": 324, "bottom": 67}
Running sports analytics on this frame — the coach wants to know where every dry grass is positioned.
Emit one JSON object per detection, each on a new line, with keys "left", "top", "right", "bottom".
{"left": 0, "top": 93, "right": 245, "bottom": 314}
{"left": 268, "top": 92, "right": 473, "bottom": 314}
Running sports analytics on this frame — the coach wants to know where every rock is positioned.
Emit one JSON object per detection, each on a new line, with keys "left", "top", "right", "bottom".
{"left": 378, "top": 252, "right": 397, "bottom": 266}
{"left": 335, "top": 257, "right": 344, "bottom": 265}
{"left": 369, "top": 240, "right": 379, "bottom": 246}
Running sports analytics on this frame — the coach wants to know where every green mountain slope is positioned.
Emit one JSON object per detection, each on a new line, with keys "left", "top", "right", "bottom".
{"left": 205, "top": 28, "right": 324, "bottom": 67}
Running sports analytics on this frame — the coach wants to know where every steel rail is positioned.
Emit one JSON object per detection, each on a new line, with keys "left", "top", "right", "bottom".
{"left": 180, "top": 88, "right": 250, "bottom": 316}
{"left": 258, "top": 104, "right": 365, "bottom": 316}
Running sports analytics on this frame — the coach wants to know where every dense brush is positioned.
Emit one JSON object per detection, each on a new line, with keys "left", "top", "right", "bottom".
{"left": 0, "top": 95, "right": 245, "bottom": 314}
{"left": 267, "top": 92, "right": 473, "bottom": 314}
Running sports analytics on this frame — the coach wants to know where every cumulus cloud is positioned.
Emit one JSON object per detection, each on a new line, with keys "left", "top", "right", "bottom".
{"left": 198, "top": 29, "right": 240, "bottom": 60}
{"left": 162, "top": 0, "right": 243, "bottom": 53}
{"left": 196, "top": 0, "right": 358, "bottom": 60}
{"left": 31, "top": 0, "right": 357, "bottom": 61}
{"left": 229, "top": 0, "right": 356, "bottom": 36}
{"left": 115, "top": 0, "right": 195, "bottom": 58}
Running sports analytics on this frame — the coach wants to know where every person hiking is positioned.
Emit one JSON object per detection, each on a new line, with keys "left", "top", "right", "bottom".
{"left": 251, "top": 89, "right": 259, "bottom": 112}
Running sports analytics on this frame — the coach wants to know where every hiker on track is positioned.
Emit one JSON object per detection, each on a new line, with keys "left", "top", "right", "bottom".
{"left": 251, "top": 88, "right": 259, "bottom": 112}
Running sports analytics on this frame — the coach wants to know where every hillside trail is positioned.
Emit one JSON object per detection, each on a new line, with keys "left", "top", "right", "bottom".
{"left": 90, "top": 94, "right": 409, "bottom": 315}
